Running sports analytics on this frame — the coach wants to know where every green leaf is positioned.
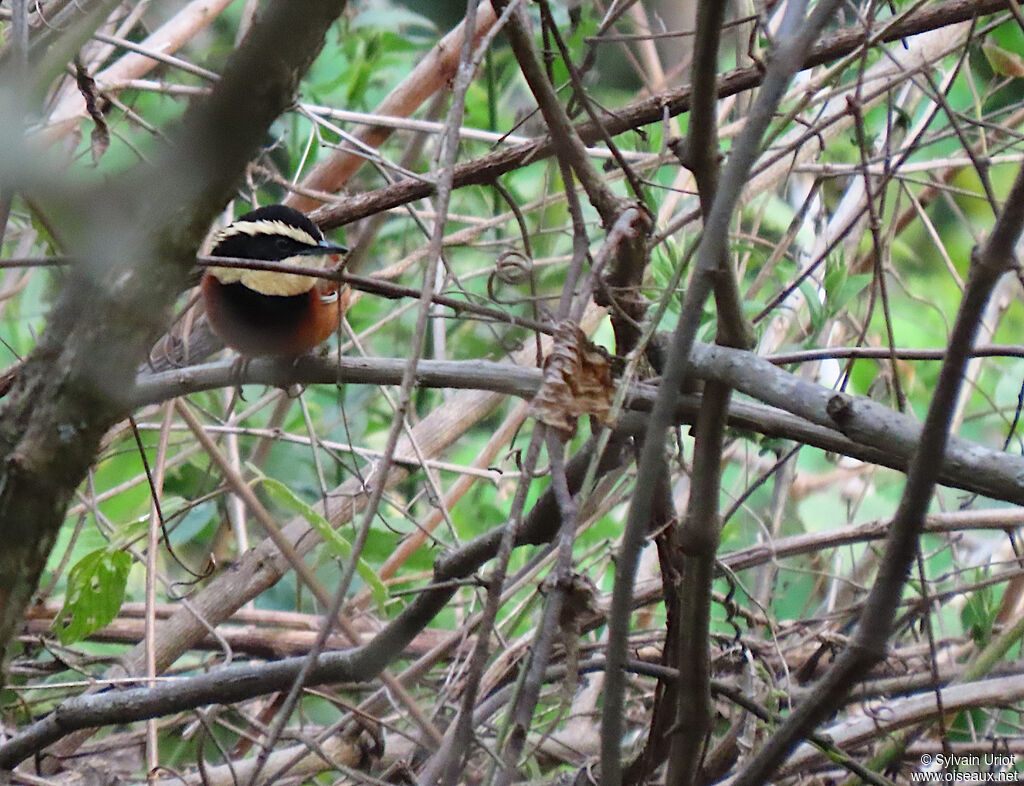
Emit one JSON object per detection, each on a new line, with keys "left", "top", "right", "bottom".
{"left": 54, "top": 548, "right": 131, "bottom": 645}
{"left": 258, "top": 477, "right": 388, "bottom": 611}
{"left": 983, "top": 39, "right": 1024, "bottom": 78}
{"left": 351, "top": 6, "right": 437, "bottom": 35}
{"left": 798, "top": 276, "right": 826, "bottom": 334}
{"left": 827, "top": 272, "right": 873, "bottom": 315}
{"left": 961, "top": 575, "right": 995, "bottom": 647}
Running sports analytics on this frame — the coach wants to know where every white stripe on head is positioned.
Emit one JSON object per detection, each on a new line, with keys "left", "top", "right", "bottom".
{"left": 214, "top": 219, "right": 321, "bottom": 248}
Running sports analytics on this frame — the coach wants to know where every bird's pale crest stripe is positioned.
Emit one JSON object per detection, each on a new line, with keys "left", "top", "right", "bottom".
{"left": 214, "top": 219, "right": 321, "bottom": 247}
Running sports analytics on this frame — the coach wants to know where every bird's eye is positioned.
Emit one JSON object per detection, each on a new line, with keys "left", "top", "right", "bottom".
{"left": 274, "top": 237, "right": 291, "bottom": 251}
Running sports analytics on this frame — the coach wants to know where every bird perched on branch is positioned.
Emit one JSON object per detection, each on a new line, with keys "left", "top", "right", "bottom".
{"left": 202, "top": 204, "right": 349, "bottom": 357}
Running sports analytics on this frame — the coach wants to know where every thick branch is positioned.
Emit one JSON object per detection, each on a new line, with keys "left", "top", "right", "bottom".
{"left": 130, "top": 346, "right": 1024, "bottom": 506}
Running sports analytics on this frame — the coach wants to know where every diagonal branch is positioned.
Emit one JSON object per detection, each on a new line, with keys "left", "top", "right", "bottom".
{"left": 310, "top": 0, "right": 1015, "bottom": 230}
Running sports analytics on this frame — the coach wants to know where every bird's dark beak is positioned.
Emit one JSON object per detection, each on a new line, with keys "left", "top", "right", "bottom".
{"left": 299, "top": 241, "right": 349, "bottom": 257}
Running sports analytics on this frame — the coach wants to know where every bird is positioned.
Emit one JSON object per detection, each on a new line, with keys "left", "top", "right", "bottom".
{"left": 201, "top": 204, "right": 349, "bottom": 357}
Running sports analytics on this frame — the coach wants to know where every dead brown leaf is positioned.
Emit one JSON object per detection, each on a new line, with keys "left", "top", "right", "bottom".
{"left": 529, "top": 321, "right": 614, "bottom": 440}
{"left": 75, "top": 60, "right": 110, "bottom": 166}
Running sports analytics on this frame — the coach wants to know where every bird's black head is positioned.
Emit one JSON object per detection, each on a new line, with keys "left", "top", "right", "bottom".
{"left": 211, "top": 204, "right": 329, "bottom": 261}
{"left": 206, "top": 204, "right": 346, "bottom": 296}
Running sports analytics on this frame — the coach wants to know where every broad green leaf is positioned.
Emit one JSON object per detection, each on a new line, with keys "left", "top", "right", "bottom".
{"left": 54, "top": 548, "right": 131, "bottom": 645}
{"left": 258, "top": 477, "right": 388, "bottom": 610}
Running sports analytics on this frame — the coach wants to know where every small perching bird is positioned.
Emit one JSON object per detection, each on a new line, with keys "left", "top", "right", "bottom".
{"left": 201, "top": 204, "right": 349, "bottom": 356}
